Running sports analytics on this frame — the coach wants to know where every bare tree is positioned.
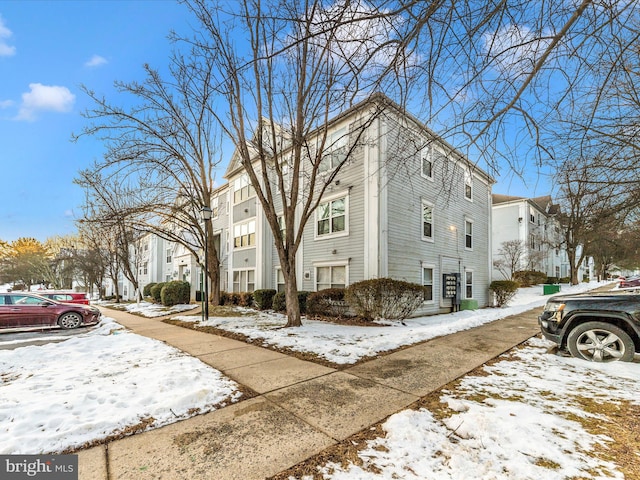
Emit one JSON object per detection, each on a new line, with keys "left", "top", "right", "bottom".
{"left": 180, "top": 0, "right": 413, "bottom": 326}
{"left": 73, "top": 50, "right": 224, "bottom": 305}
{"left": 493, "top": 240, "right": 526, "bottom": 280}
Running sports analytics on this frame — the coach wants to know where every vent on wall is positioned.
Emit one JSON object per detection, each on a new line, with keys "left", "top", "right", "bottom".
{"left": 304, "top": 271, "right": 311, "bottom": 280}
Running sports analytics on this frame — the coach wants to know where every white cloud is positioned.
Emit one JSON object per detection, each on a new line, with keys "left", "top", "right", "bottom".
{"left": 483, "top": 24, "right": 552, "bottom": 79}
{"left": 0, "top": 99, "right": 13, "bottom": 109}
{"left": 16, "top": 83, "right": 76, "bottom": 121}
{"left": 85, "top": 54, "right": 107, "bottom": 67}
{"left": 0, "top": 15, "right": 16, "bottom": 57}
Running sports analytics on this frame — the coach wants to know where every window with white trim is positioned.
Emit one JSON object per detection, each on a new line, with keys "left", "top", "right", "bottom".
{"left": 319, "top": 127, "right": 347, "bottom": 173}
{"left": 422, "top": 266, "right": 434, "bottom": 302}
{"left": 316, "top": 265, "right": 346, "bottom": 290}
{"left": 464, "top": 171, "right": 473, "bottom": 200}
{"left": 465, "top": 220, "right": 473, "bottom": 249}
{"left": 233, "top": 269, "right": 255, "bottom": 292}
{"left": 277, "top": 214, "right": 286, "bottom": 240}
{"left": 234, "top": 220, "right": 256, "bottom": 248}
{"left": 421, "top": 145, "right": 433, "bottom": 179}
{"left": 529, "top": 206, "right": 535, "bottom": 223}
{"left": 275, "top": 268, "right": 285, "bottom": 293}
{"left": 233, "top": 174, "right": 255, "bottom": 203}
{"left": 317, "top": 197, "right": 346, "bottom": 236}
{"left": 166, "top": 247, "right": 172, "bottom": 263}
{"left": 211, "top": 196, "right": 219, "bottom": 218}
{"left": 422, "top": 200, "right": 434, "bottom": 240}
{"left": 529, "top": 233, "right": 536, "bottom": 250}
{"left": 465, "top": 270, "right": 473, "bottom": 298}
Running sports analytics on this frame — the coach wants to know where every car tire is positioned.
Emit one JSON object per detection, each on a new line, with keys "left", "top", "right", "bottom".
{"left": 567, "top": 321, "right": 635, "bottom": 362}
{"left": 58, "top": 312, "right": 82, "bottom": 329}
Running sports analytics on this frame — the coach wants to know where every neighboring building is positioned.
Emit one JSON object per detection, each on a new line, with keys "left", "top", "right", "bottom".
{"left": 491, "top": 194, "right": 592, "bottom": 281}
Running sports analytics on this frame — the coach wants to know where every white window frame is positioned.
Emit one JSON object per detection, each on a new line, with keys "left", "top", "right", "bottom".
{"left": 420, "top": 145, "right": 434, "bottom": 180}
{"left": 233, "top": 219, "right": 256, "bottom": 249}
{"left": 464, "top": 171, "right": 473, "bottom": 201}
{"left": 421, "top": 199, "right": 434, "bottom": 242}
{"left": 319, "top": 127, "right": 348, "bottom": 173}
{"left": 421, "top": 263, "right": 435, "bottom": 304}
{"left": 315, "top": 192, "right": 349, "bottom": 240}
{"left": 275, "top": 267, "right": 285, "bottom": 293}
{"left": 465, "top": 269, "right": 473, "bottom": 299}
{"left": 313, "top": 261, "right": 349, "bottom": 291}
{"left": 232, "top": 268, "right": 255, "bottom": 292}
{"left": 211, "top": 196, "right": 219, "bottom": 218}
{"left": 465, "top": 219, "right": 473, "bottom": 250}
{"left": 233, "top": 174, "right": 255, "bottom": 204}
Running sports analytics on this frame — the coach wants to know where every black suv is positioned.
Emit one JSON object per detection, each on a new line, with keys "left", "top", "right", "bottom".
{"left": 539, "top": 293, "right": 640, "bottom": 362}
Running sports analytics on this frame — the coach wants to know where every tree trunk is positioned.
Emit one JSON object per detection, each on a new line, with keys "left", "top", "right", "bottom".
{"left": 205, "top": 222, "right": 221, "bottom": 306}
{"left": 282, "top": 257, "right": 301, "bottom": 328}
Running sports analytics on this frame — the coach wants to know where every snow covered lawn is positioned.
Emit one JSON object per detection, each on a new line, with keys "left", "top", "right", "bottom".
{"left": 97, "top": 300, "right": 197, "bottom": 317}
{"left": 172, "top": 282, "right": 610, "bottom": 365}
{"left": 0, "top": 317, "right": 242, "bottom": 455}
{"left": 307, "top": 336, "right": 640, "bottom": 480}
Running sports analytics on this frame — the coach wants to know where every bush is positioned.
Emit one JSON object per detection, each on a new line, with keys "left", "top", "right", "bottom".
{"left": 489, "top": 280, "right": 519, "bottom": 307}
{"left": 270, "top": 291, "right": 310, "bottom": 313}
{"left": 513, "top": 270, "right": 547, "bottom": 287}
{"left": 544, "top": 277, "right": 559, "bottom": 285}
{"left": 238, "top": 292, "right": 253, "bottom": 307}
{"left": 558, "top": 277, "right": 571, "bottom": 284}
{"left": 160, "top": 281, "right": 191, "bottom": 306}
{"left": 150, "top": 282, "right": 166, "bottom": 303}
{"left": 253, "top": 289, "right": 276, "bottom": 310}
{"left": 307, "top": 288, "right": 349, "bottom": 317}
{"left": 345, "top": 278, "right": 424, "bottom": 322}
{"left": 143, "top": 283, "right": 156, "bottom": 297}
{"left": 272, "top": 292, "right": 286, "bottom": 312}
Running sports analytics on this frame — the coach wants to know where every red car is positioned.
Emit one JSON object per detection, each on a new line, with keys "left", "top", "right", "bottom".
{"left": 37, "top": 291, "right": 90, "bottom": 305}
{"left": 0, "top": 292, "right": 101, "bottom": 332}
{"left": 619, "top": 276, "right": 640, "bottom": 289}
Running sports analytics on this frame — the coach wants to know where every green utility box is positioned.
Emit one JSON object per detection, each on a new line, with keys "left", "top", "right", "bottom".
{"left": 543, "top": 284, "right": 561, "bottom": 295}
{"left": 460, "top": 299, "right": 478, "bottom": 311}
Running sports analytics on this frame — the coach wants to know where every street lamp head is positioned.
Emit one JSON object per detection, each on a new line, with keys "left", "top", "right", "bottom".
{"left": 201, "top": 206, "right": 213, "bottom": 221}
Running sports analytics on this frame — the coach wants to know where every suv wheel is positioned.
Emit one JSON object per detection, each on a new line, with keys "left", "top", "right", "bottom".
{"left": 567, "top": 321, "right": 635, "bottom": 362}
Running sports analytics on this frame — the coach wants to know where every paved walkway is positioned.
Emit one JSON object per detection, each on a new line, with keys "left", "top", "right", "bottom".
{"left": 78, "top": 305, "right": 543, "bottom": 480}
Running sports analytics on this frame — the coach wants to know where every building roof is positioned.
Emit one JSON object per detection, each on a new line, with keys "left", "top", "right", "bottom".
{"left": 492, "top": 193, "right": 560, "bottom": 215}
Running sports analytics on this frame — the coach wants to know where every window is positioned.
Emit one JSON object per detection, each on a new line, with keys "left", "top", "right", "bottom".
{"left": 465, "top": 220, "right": 473, "bottom": 249}
{"left": 143, "top": 262, "right": 148, "bottom": 275}
{"left": 316, "top": 265, "right": 346, "bottom": 290}
{"left": 529, "top": 206, "right": 535, "bottom": 223}
{"left": 421, "top": 145, "right": 433, "bottom": 179}
{"left": 464, "top": 171, "right": 473, "bottom": 200}
{"left": 422, "top": 266, "right": 434, "bottom": 302}
{"left": 233, "top": 174, "right": 255, "bottom": 203}
{"left": 422, "top": 200, "right": 433, "bottom": 240}
{"left": 317, "top": 197, "right": 346, "bottom": 236}
{"left": 166, "top": 248, "right": 172, "bottom": 263}
{"left": 233, "top": 269, "right": 255, "bottom": 292}
{"left": 276, "top": 268, "right": 285, "bottom": 293}
{"left": 211, "top": 196, "right": 219, "bottom": 218}
{"left": 529, "top": 233, "right": 536, "bottom": 250}
{"left": 465, "top": 271, "right": 473, "bottom": 298}
{"left": 277, "top": 214, "right": 286, "bottom": 240}
{"left": 234, "top": 220, "right": 256, "bottom": 248}
{"left": 319, "top": 128, "right": 347, "bottom": 173}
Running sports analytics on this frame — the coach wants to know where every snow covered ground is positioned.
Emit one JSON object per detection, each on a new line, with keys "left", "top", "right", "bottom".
{"left": 96, "top": 300, "right": 198, "bottom": 317}
{"left": 0, "top": 317, "right": 242, "bottom": 455}
{"left": 173, "top": 281, "right": 613, "bottom": 365}
{"left": 1, "top": 278, "right": 636, "bottom": 476}
{"left": 312, "top": 336, "right": 639, "bottom": 480}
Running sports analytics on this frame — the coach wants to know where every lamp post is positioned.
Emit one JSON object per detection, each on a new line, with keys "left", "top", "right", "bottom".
{"left": 201, "top": 206, "right": 212, "bottom": 320}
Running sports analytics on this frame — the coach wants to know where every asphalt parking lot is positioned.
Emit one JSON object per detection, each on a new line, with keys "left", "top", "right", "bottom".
{"left": 0, "top": 326, "right": 98, "bottom": 350}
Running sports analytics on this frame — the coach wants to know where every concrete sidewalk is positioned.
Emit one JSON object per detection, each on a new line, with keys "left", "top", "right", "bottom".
{"left": 78, "top": 306, "right": 542, "bottom": 480}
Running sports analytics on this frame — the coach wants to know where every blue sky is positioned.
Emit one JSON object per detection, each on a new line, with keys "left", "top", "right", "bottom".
{"left": 0, "top": 0, "right": 545, "bottom": 243}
